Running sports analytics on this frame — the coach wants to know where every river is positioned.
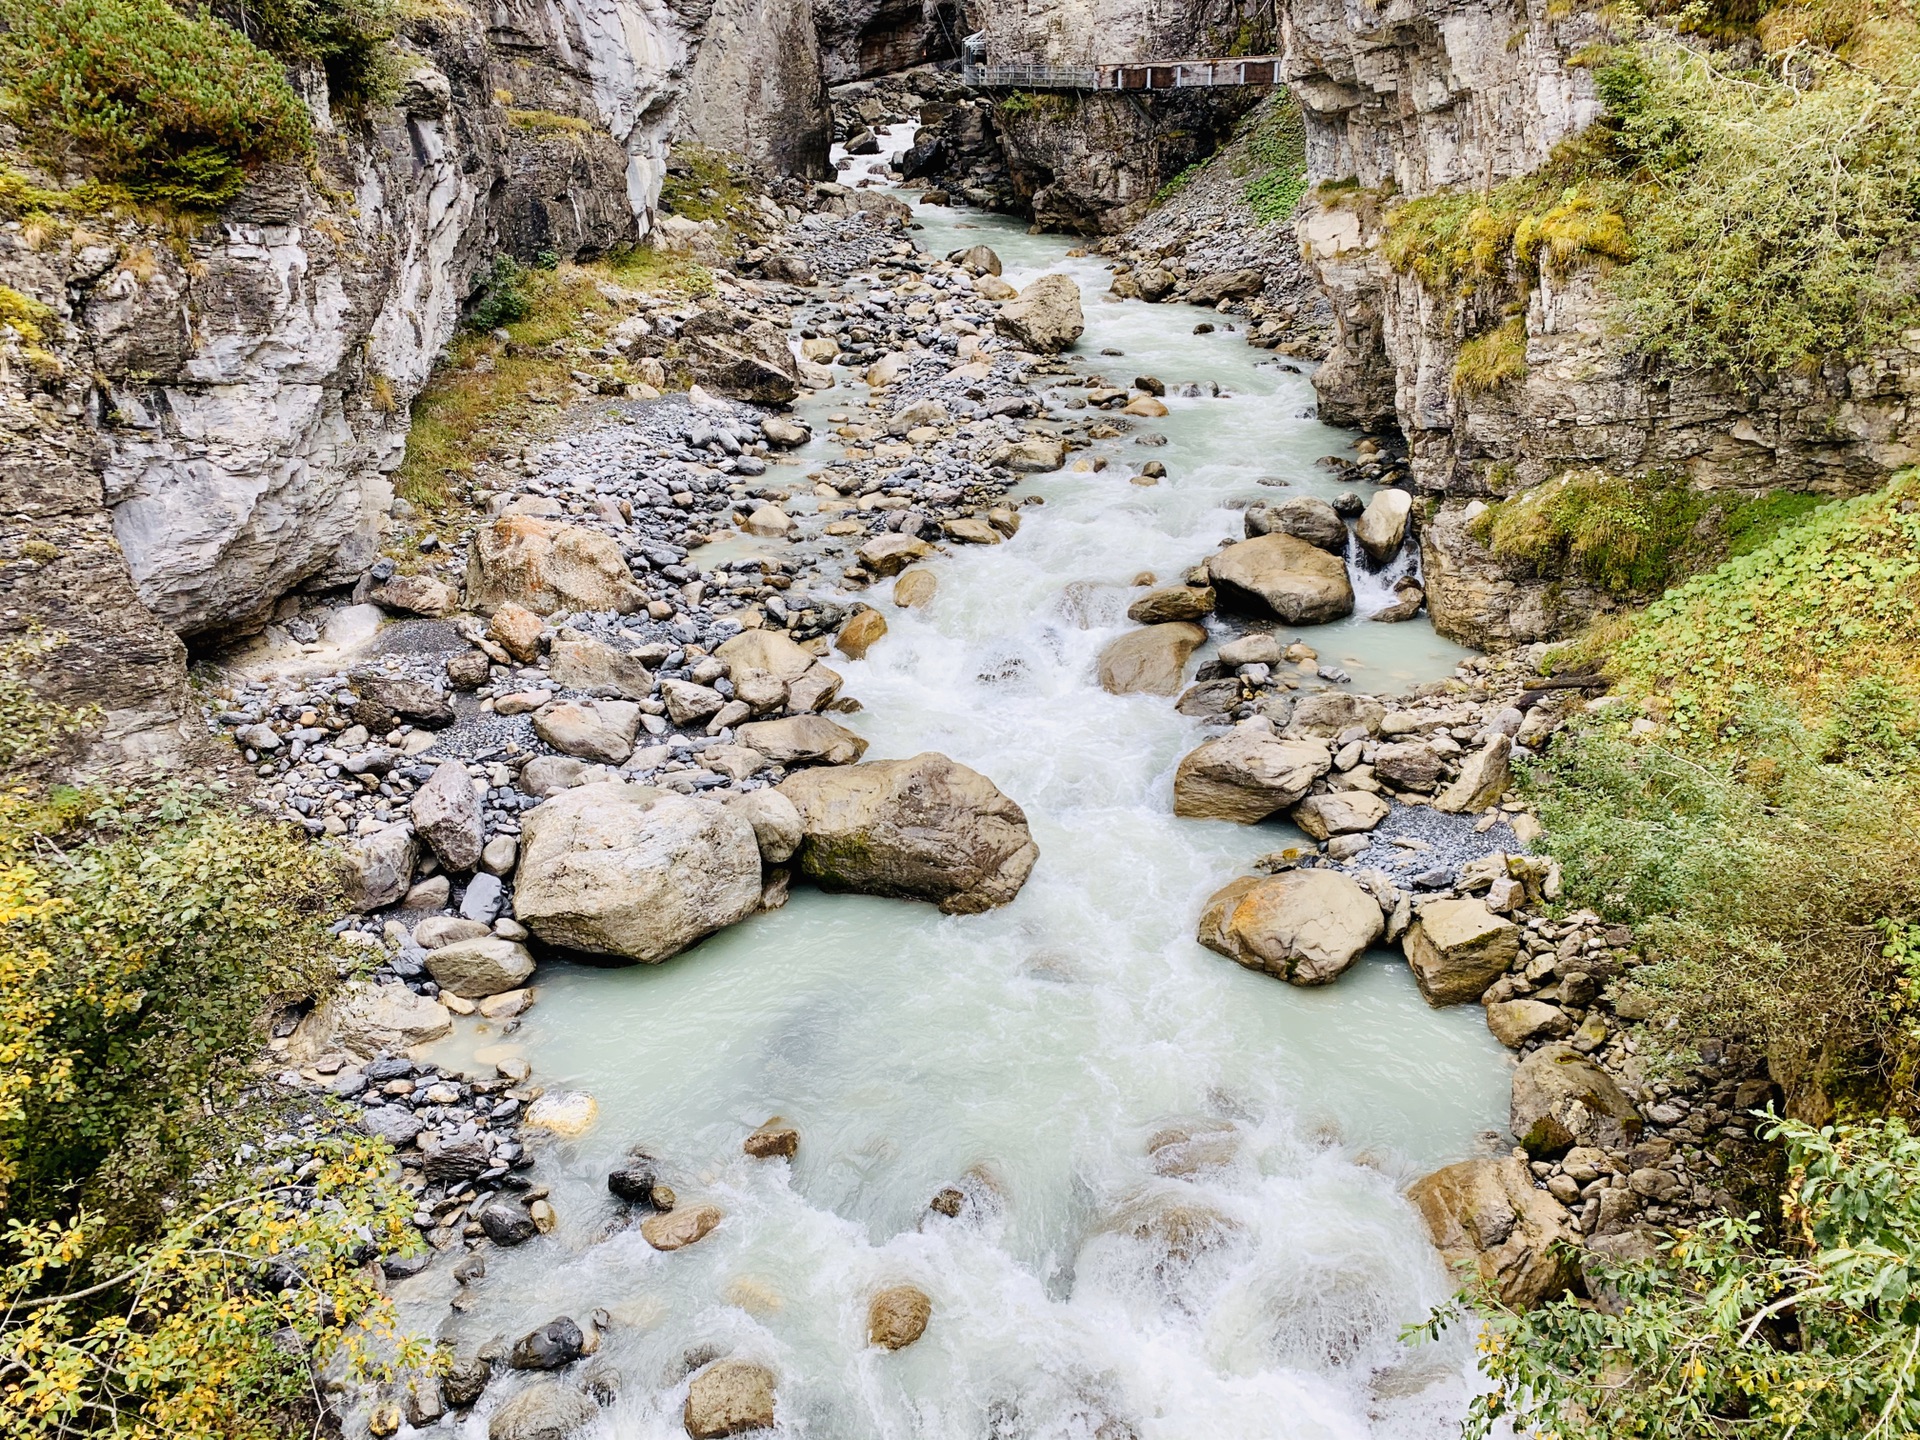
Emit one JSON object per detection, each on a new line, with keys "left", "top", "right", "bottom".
{"left": 404, "top": 133, "right": 1508, "bottom": 1440}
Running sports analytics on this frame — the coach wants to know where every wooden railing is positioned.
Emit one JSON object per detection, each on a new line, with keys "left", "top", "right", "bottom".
{"left": 963, "top": 55, "right": 1285, "bottom": 91}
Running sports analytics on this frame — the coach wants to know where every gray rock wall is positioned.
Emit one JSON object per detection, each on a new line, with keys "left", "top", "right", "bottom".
{"left": 0, "top": 0, "right": 827, "bottom": 770}
{"left": 683, "top": 0, "right": 834, "bottom": 176}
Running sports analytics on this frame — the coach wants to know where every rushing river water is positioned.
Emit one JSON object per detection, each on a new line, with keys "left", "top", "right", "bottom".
{"left": 405, "top": 136, "right": 1508, "bottom": 1439}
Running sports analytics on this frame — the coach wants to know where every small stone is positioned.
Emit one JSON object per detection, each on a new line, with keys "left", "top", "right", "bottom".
{"left": 508, "top": 1316, "right": 585, "bottom": 1370}
{"left": 835, "top": 608, "right": 888, "bottom": 659}
{"left": 490, "top": 603, "right": 546, "bottom": 664}
{"left": 641, "top": 1203, "right": 722, "bottom": 1251}
{"left": 743, "top": 1118, "right": 798, "bottom": 1159}
{"left": 683, "top": 1359, "right": 777, "bottom": 1439}
{"left": 867, "top": 1285, "right": 932, "bottom": 1349}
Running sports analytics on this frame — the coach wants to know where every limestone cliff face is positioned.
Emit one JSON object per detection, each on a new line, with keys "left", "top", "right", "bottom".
{"left": 0, "top": 0, "right": 820, "bottom": 770}
{"left": 1281, "top": 0, "right": 1920, "bottom": 648}
{"left": 682, "top": 0, "right": 834, "bottom": 176}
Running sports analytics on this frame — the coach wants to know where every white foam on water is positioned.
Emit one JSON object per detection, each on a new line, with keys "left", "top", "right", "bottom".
{"left": 400, "top": 136, "right": 1504, "bottom": 1440}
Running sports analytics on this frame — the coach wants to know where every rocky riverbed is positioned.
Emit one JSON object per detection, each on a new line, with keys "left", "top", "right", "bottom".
{"left": 206, "top": 151, "right": 1754, "bottom": 1438}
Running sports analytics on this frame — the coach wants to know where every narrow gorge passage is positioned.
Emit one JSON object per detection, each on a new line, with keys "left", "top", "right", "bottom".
{"left": 400, "top": 137, "right": 1507, "bottom": 1440}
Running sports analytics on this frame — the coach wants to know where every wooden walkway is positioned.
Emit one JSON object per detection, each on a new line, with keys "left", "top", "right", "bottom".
{"left": 963, "top": 55, "right": 1285, "bottom": 92}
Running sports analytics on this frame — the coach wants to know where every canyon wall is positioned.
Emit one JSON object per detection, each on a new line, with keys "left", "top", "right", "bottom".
{"left": 0, "top": 0, "right": 824, "bottom": 770}
{"left": 1280, "top": 0, "right": 1920, "bottom": 646}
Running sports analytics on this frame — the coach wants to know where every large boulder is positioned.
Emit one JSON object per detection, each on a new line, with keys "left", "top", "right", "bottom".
{"left": 426, "top": 937, "right": 535, "bottom": 998}
{"left": 548, "top": 637, "right": 655, "bottom": 700}
{"left": 1290, "top": 791, "right": 1390, "bottom": 840}
{"left": 1403, "top": 898, "right": 1520, "bottom": 1005}
{"left": 1511, "top": 1043, "right": 1644, "bottom": 1157}
{"left": 464, "top": 517, "right": 643, "bottom": 616}
{"left": 513, "top": 785, "right": 763, "bottom": 963}
{"left": 1245, "top": 496, "right": 1348, "bottom": 554}
{"left": 1407, "top": 1157, "right": 1580, "bottom": 1309}
{"left": 534, "top": 700, "right": 640, "bottom": 765}
{"left": 1197, "top": 869, "right": 1384, "bottom": 985}
{"left": 487, "top": 1383, "right": 597, "bottom": 1440}
{"left": 1208, "top": 534, "right": 1354, "bottom": 624}
{"left": 1096, "top": 622, "right": 1207, "bottom": 696}
{"left": 292, "top": 979, "right": 450, "bottom": 1060}
{"left": 675, "top": 308, "right": 800, "bottom": 405}
{"left": 684, "top": 1360, "right": 776, "bottom": 1439}
{"left": 1373, "top": 741, "right": 1444, "bottom": 791}
{"left": 1434, "top": 735, "right": 1513, "bottom": 814}
{"left": 337, "top": 824, "right": 418, "bottom": 911}
{"left": 735, "top": 715, "right": 868, "bottom": 766}
{"left": 993, "top": 273, "right": 1084, "bottom": 353}
{"left": 1354, "top": 489, "right": 1413, "bottom": 563}
{"left": 1172, "top": 726, "right": 1332, "bottom": 822}
{"left": 779, "top": 753, "right": 1038, "bottom": 914}
{"left": 410, "top": 761, "right": 483, "bottom": 871}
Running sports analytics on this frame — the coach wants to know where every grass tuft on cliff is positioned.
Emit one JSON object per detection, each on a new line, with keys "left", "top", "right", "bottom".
{"left": 0, "top": 0, "right": 313, "bottom": 210}
{"left": 1383, "top": 2, "right": 1920, "bottom": 378}
{"left": 1450, "top": 316, "right": 1528, "bottom": 394}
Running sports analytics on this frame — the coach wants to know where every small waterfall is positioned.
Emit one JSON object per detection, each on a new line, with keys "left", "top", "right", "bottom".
{"left": 1345, "top": 527, "right": 1419, "bottom": 616}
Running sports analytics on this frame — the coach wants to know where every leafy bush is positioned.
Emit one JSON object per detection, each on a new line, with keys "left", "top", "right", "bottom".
{"left": 1600, "top": 13, "right": 1920, "bottom": 375}
{"left": 1523, "top": 718, "right": 1920, "bottom": 1087}
{"left": 217, "top": 0, "right": 401, "bottom": 104}
{"left": 465, "top": 254, "right": 533, "bottom": 332}
{"left": 1, "top": 1127, "right": 424, "bottom": 1438}
{"left": 0, "top": 785, "right": 338, "bottom": 1230}
{"left": 1429, "top": 1114, "right": 1920, "bottom": 1440}
{"left": 0, "top": 0, "right": 311, "bottom": 209}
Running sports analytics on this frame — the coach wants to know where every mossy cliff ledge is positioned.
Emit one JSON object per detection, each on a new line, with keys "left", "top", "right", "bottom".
{"left": 0, "top": 0, "right": 826, "bottom": 768}
{"left": 1283, "top": 0, "right": 1920, "bottom": 648}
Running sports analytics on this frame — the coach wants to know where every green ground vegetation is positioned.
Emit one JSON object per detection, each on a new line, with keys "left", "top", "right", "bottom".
{"left": 1444, "top": 471, "right": 1920, "bottom": 1435}
{"left": 0, "top": 643, "right": 423, "bottom": 1433}
{"left": 1235, "top": 94, "right": 1308, "bottom": 223}
{"left": 396, "top": 247, "right": 715, "bottom": 511}
{"left": 1469, "top": 467, "right": 1830, "bottom": 597}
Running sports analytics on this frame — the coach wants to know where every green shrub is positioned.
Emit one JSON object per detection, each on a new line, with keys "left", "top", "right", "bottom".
{"left": 0, "top": 784, "right": 339, "bottom": 1229}
{"left": 0, "top": 0, "right": 311, "bottom": 209}
{"left": 465, "top": 254, "right": 533, "bottom": 331}
{"left": 1523, "top": 717, "right": 1920, "bottom": 1086}
{"left": 1426, "top": 1113, "right": 1920, "bottom": 1440}
{"left": 1385, "top": 9, "right": 1920, "bottom": 378}
{"left": 218, "top": 0, "right": 401, "bottom": 104}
